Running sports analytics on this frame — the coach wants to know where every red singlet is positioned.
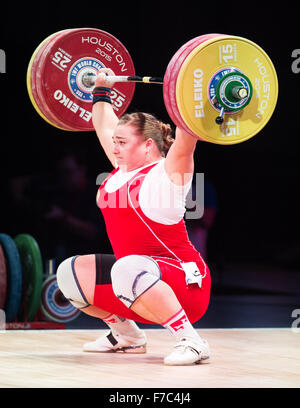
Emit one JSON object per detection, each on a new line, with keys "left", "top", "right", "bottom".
{"left": 94, "top": 162, "right": 211, "bottom": 324}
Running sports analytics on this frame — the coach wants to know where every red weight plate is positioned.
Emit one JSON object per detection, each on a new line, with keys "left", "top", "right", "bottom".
{"left": 28, "top": 30, "right": 74, "bottom": 130}
{"left": 164, "top": 36, "right": 206, "bottom": 137}
{"left": 39, "top": 28, "right": 135, "bottom": 131}
{"left": 164, "top": 34, "right": 222, "bottom": 130}
{"left": 32, "top": 29, "right": 76, "bottom": 131}
{"left": 164, "top": 34, "right": 222, "bottom": 136}
{"left": 0, "top": 244, "right": 7, "bottom": 309}
{"left": 163, "top": 34, "right": 222, "bottom": 138}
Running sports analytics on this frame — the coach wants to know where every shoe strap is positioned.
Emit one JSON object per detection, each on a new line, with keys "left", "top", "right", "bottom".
{"left": 175, "top": 339, "right": 200, "bottom": 356}
{"left": 106, "top": 331, "right": 118, "bottom": 346}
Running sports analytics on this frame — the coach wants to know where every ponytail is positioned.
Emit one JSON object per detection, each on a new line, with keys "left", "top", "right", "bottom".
{"left": 159, "top": 122, "right": 174, "bottom": 155}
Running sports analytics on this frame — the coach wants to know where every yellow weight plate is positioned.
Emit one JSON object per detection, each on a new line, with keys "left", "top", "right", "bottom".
{"left": 176, "top": 35, "right": 278, "bottom": 144}
{"left": 26, "top": 31, "right": 71, "bottom": 131}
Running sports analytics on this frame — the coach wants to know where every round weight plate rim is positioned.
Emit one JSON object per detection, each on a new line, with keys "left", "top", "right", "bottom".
{"left": 163, "top": 35, "right": 212, "bottom": 134}
{"left": 41, "top": 275, "right": 78, "bottom": 320}
{"left": 27, "top": 30, "right": 72, "bottom": 131}
{"left": 34, "top": 28, "right": 88, "bottom": 131}
{"left": 41, "top": 275, "right": 80, "bottom": 323}
{"left": 175, "top": 35, "right": 279, "bottom": 144}
{"left": 40, "top": 27, "right": 136, "bottom": 131}
{"left": 163, "top": 35, "right": 207, "bottom": 133}
{"left": 0, "top": 233, "right": 22, "bottom": 322}
{"left": 31, "top": 30, "right": 77, "bottom": 131}
{"left": 163, "top": 38, "right": 201, "bottom": 135}
{"left": 14, "top": 233, "right": 44, "bottom": 321}
{"left": 175, "top": 35, "right": 236, "bottom": 142}
{"left": 30, "top": 29, "right": 77, "bottom": 131}
{"left": 163, "top": 34, "right": 223, "bottom": 138}
{"left": 0, "top": 243, "right": 7, "bottom": 309}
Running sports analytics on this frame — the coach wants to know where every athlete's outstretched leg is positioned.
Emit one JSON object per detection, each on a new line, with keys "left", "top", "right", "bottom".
{"left": 56, "top": 255, "right": 146, "bottom": 353}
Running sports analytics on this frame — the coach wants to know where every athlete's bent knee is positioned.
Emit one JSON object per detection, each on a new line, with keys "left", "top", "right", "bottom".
{"left": 111, "top": 255, "right": 161, "bottom": 308}
{"left": 56, "top": 256, "right": 90, "bottom": 309}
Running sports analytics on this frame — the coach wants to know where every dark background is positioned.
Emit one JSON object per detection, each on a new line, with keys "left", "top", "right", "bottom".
{"left": 0, "top": 2, "right": 299, "bottom": 328}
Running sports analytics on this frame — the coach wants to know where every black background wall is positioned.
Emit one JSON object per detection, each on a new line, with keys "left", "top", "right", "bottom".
{"left": 0, "top": 2, "right": 299, "bottom": 327}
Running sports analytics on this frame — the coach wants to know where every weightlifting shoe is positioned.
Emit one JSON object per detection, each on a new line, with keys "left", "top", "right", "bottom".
{"left": 164, "top": 337, "right": 210, "bottom": 365}
{"left": 83, "top": 330, "right": 147, "bottom": 353}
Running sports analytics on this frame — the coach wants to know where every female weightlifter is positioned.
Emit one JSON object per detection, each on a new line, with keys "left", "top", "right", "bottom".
{"left": 56, "top": 68, "right": 211, "bottom": 365}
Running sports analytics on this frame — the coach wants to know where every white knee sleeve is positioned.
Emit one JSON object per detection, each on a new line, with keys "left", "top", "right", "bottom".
{"left": 111, "top": 255, "right": 161, "bottom": 308}
{"left": 56, "top": 256, "right": 90, "bottom": 309}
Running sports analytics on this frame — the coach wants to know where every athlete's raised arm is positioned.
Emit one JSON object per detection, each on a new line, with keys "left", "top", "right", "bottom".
{"left": 164, "top": 126, "right": 198, "bottom": 186}
{"left": 92, "top": 69, "right": 118, "bottom": 167}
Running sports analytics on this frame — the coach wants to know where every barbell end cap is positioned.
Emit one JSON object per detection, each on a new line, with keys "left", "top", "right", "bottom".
{"left": 215, "top": 107, "right": 225, "bottom": 125}
{"left": 215, "top": 116, "right": 224, "bottom": 125}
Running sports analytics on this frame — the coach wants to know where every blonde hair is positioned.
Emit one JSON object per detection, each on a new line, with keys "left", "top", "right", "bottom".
{"left": 118, "top": 112, "right": 174, "bottom": 156}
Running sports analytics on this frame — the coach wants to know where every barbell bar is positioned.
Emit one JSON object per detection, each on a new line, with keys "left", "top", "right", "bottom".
{"left": 86, "top": 73, "right": 164, "bottom": 84}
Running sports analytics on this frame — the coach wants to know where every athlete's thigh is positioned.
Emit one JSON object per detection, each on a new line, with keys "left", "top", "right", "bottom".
{"left": 151, "top": 256, "right": 211, "bottom": 323}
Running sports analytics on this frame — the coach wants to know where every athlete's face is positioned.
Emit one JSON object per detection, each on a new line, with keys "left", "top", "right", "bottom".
{"left": 112, "top": 124, "right": 152, "bottom": 171}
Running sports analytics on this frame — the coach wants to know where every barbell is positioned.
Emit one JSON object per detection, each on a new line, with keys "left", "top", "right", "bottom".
{"left": 27, "top": 28, "right": 278, "bottom": 144}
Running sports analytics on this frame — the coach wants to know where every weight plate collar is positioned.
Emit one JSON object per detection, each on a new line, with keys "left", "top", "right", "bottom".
{"left": 208, "top": 68, "right": 253, "bottom": 112}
